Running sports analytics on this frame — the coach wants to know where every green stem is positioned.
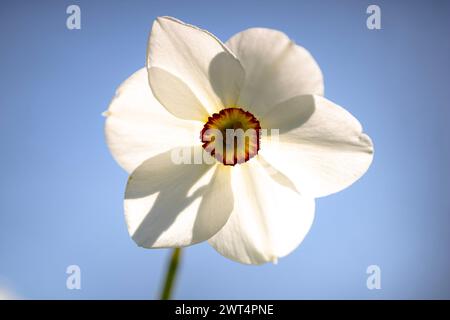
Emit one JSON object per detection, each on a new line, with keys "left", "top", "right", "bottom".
{"left": 160, "top": 248, "right": 182, "bottom": 300}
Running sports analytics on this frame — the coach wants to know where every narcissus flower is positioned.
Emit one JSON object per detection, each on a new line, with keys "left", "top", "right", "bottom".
{"left": 104, "top": 17, "right": 373, "bottom": 264}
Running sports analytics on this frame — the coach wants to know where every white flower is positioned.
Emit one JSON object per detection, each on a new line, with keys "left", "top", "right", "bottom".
{"left": 104, "top": 17, "right": 373, "bottom": 265}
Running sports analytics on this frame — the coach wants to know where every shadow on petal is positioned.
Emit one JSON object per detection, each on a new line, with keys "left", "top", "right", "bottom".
{"left": 192, "top": 165, "right": 234, "bottom": 243}
{"left": 261, "top": 95, "right": 315, "bottom": 134}
{"left": 126, "top": 147, "right": 212, "bottom": 247}
{"left": 125, "top": 146, "right": 233, "bottom": 248}
{"left": 256, "top": 155, "right": 300, "bottom": 195}
{"left": 208, "top": 52, "right": 245, "bottom": 108}
{"left": 148, "top": 67, "right": 210, "bottom": 121}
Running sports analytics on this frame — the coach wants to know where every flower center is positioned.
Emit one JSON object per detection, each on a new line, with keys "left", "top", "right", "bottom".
{"left": 201, "top": 108, "right": 261, "bottom": 166}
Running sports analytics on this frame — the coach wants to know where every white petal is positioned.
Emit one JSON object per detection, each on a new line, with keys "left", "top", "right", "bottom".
{"left": 125, "top": 147, "right": 233, "bottom": 248}
{"left": 148, "top": 67, "right": 209, "bottom": 121}
{"left": 104, "top": 68, "right": 202, "bottom": 173}
{"left": 260, "top": 95, "right": 374, "bottom": 198}
{"left": 147, "top": 16, "right": 245, "bottom": 116}
{"left": 226, "top": 28, "right": 324, "bottom": 118}
{"left": 209, "top": 158, "right": 315, "bottom": 265}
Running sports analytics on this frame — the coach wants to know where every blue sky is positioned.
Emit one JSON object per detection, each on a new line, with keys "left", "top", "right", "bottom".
{"left": 0, "top": 0, "right": 449, "bottom": 299}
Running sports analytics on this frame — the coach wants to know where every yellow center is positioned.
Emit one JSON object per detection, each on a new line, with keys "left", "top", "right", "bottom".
{"left": 201, "top": 108, "right": 261, "bottom": 166}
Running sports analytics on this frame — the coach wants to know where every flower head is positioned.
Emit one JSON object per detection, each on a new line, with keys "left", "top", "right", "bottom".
{"left": 104, "top": 17, "right": 373, "bottom": 264}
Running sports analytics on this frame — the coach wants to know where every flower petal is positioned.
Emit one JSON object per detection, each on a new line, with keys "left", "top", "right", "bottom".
{"left": 147, "top": 16, "right": 245, "bottom": 116}
{"left": 148, "top": 67, "right": 210, "bottom": 121}
{"left": 208, "top": 158, "right": 315, "bottom": 265}
{"left": 125, "top": 147, "right": 233, "bottom": 248}
{"left": 226, "top": 28, "right": 323, "bottom": 118}
{"left": 260, "top": 94, "right": 374, "bottom": 198}
{"left": 104, "top": 68, "right": 202, "bottom": 173}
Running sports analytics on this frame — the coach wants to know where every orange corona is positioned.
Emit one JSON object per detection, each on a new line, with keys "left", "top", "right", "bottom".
{"left": 201, "top": 108, "right": 261, "bottom": 165}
